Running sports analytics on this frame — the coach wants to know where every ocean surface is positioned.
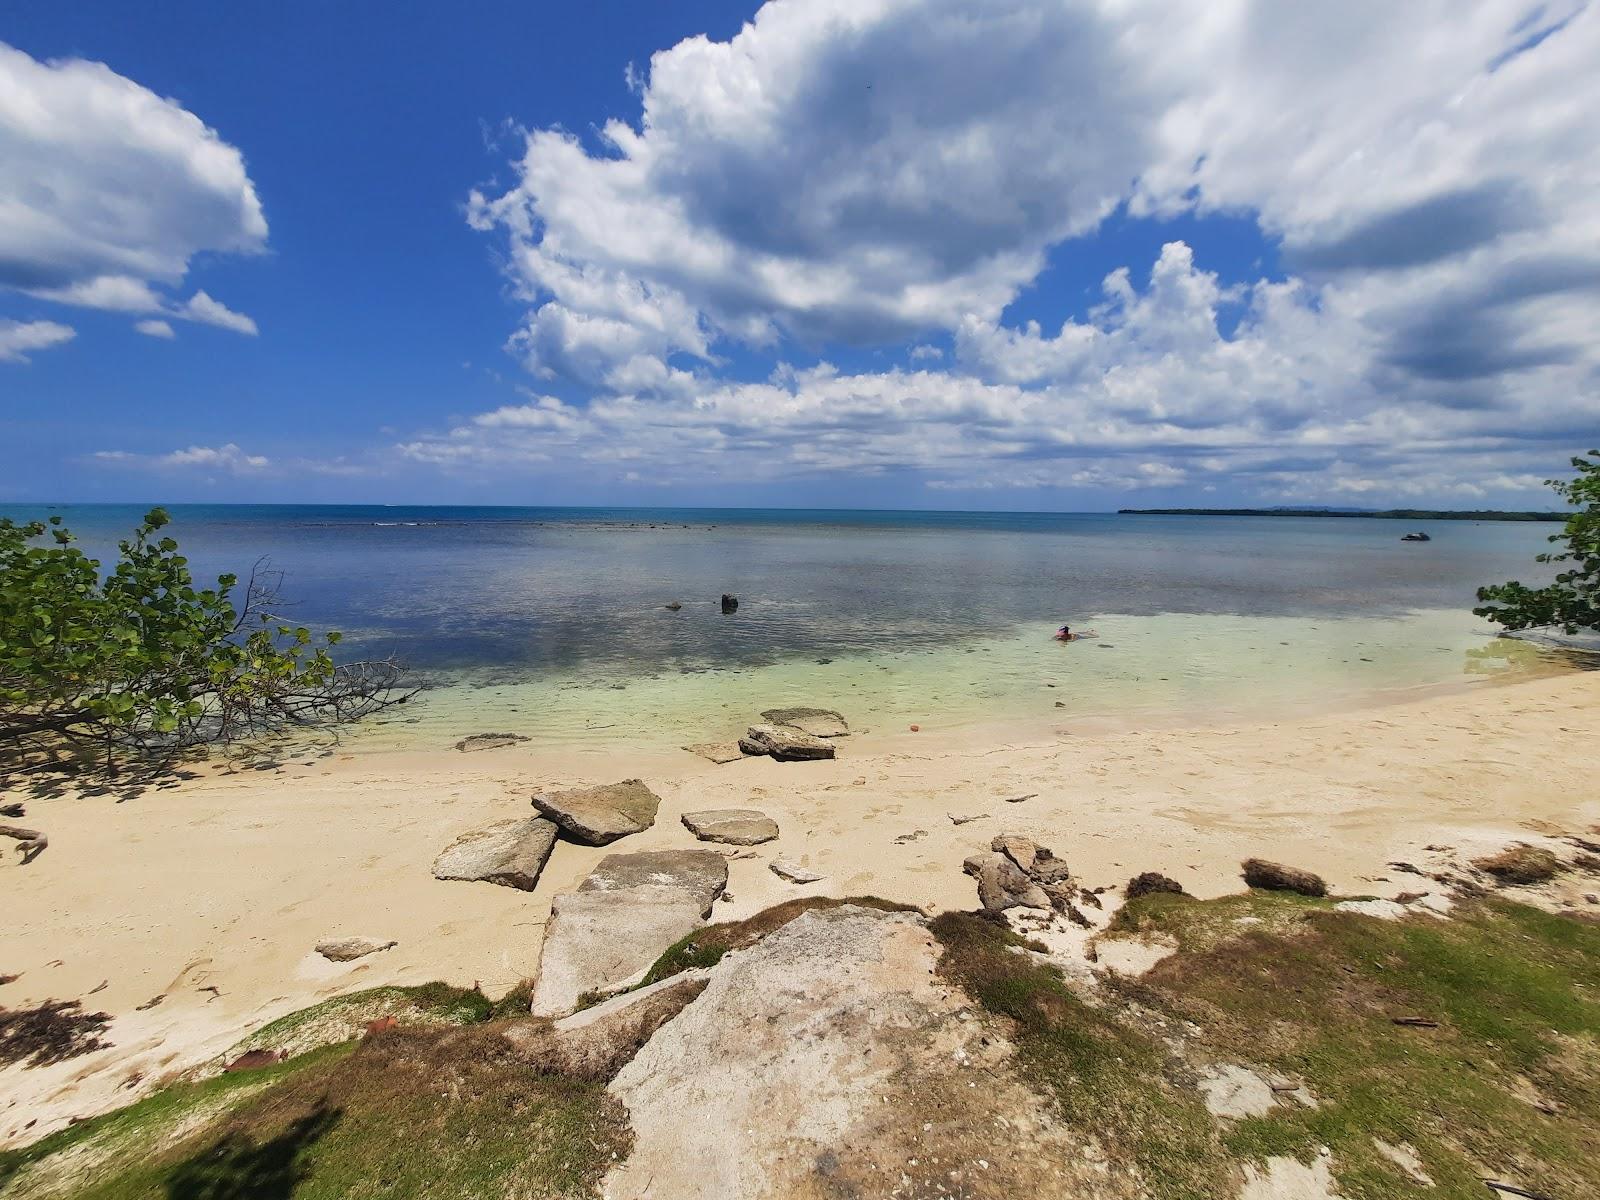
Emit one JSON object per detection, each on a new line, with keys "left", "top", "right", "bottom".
{"left": 4, "top": 504, "right": 1577, "bottom": 751}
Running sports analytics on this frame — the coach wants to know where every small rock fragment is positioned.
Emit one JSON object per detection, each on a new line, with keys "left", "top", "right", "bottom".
{"left": 770, "top": 859, "right": 825, "bottom": 884}
{"left": 454, "top": 732, "right": 529, "bottom": 752}
{"left": 315, "top": 937, "right": 397, "bottom": 963}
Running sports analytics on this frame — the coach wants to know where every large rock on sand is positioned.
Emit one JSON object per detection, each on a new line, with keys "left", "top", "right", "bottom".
{"left": 530, "top": 886, "right": 707, "bottom": 1017}
{"left": 579, "top": 849, "right": 728, "bottom": 916}
{"left": 738, "top": 723, "right": 836, "bottom": 761}
{"left": 963, "top": 852, "right": 1050, "bottom": 912}
{"left": 315, "top": 936, "right": 396, "bottom": 962}
{"left": 1242, "top": 858, "right": 1328, "bottom": 897}
{"left": 601, "top": 905, "right": 1069, "bottom": 1199}
{"left": 432, "top": 817, "right": 558, "bottom": 891}
{"left": 533, "top": 780, "right": 661, "bottom": 845}
{"left": 682, "top": 808, "right": 779, "bottom": 846}
{"left": 760, "top": 707, "right": 849, "bottom": 738}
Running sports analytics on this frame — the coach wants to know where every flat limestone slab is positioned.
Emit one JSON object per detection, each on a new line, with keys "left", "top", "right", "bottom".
{"left": 529, "top": 886, "right": 707, "bottom": 1017}
{"left": 533, "top": 779, "right": 662, "bottom": 845}
{"left": 579, "top": 849, "right": 729, "bottom": 916}
{"left": 682, "top": 808, "right": 779, "bottom": 847}
{"left": 431, "top": 817, "right": 558, "bottom": 891}
{"left": 760, "top": 707, "right": 849, "bottom": 738}
{"left": 738, "top": 723, "right": 836, "bottom": 761}
{"left": 683, "top": 742, "right": 747, "bottom": 764}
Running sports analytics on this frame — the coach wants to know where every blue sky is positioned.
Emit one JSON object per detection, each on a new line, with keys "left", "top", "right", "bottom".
{"left": 1, "top": 1, "right": 1596, "bottom": 509}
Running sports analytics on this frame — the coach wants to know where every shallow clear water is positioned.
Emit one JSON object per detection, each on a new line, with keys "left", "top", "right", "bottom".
{"left": 5, "top": 504, "right": 1574, "bottom": 749}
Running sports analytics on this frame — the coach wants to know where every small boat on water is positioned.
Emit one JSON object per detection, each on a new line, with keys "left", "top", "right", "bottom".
{"left": 1401, "top": 531, "right": 1431, "bottom": 542}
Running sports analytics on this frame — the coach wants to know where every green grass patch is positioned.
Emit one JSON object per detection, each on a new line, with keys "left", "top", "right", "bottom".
{"left": 1113, "top": 893, "right": 1600, "bottom": 1199}
{"left": 931, "top": 911, "right": 1231, "bottom": 1200}
{"left": 4, "top": 1027, "right": 625, "bottom": 1200}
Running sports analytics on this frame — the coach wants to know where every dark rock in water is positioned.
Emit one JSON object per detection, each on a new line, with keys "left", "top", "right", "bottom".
{"left": 1241, "top": 857, "right": 1327, "bottom": 897}
{"left": 1126, "top": 872, "right": 1187, "bottom": 900}
{"left": 739, "top": 723, "right": 835, "bottom": 761}
{"left": 665, "top": 601, "right": 683, "bottom": 611}
{"left": 721, "top": 593, "right": 739, "bottom": 613}
{"left": 534, "top": 780, "right": 663, "bottom": 845}
{"left": 454, "top": 732, "right": 529, "bottom": 753}
{"left": 760, "top": 707, "right": 849, "bottom": 738}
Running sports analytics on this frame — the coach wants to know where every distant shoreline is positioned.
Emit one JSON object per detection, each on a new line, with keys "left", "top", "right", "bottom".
{"left": 1118, "top": 507, "right": 1569, "bottom": 522}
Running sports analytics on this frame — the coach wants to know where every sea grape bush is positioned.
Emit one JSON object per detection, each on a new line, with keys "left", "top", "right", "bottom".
{"left": 0, "top": 508, "right": 407, "bottom": 770}
{"left": 1476, "top": 451, "right": 1600, "bottom": 635}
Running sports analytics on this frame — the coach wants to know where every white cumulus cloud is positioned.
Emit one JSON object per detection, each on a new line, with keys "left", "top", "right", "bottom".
{"left": 0, "top": 318, "right": 75, "bottom": 363}
{"left": 457, "top": 0, "right": 1600, "bottom": 504}
{"left": 0, "top": 42, "right": 265, "bottom": 338}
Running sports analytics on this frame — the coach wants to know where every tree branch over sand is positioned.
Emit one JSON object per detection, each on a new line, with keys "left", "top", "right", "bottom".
{"left": 1, "top": 508, "right": 414, "bottom": 801}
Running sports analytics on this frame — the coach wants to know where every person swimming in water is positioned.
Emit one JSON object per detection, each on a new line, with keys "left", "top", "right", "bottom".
{"left": 1054, "top": 624, "right": 1096, "bottom": 641}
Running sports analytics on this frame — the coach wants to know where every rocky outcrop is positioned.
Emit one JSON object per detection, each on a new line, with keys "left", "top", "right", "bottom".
{"left": 1242, "top": 858, "right": 1328, "bottom": 897}
{"left": 602, "top": 904, "right": 1076, "bottom": 1200}
{"left": 759, "top": 707, "right": 849, "bottom": 738}
{"left": 578, "top": 849, "right": 728, "bottom": 916}
{"left": 738, "top": 723, "right": 836, "bottom": 761}
{"left": 682, "top": 742, "right": 747, "bottom": 764}
{"left": 721, "top": 593, "right": 739, "bottom": 613}
{"left": 432, "top": 817, "right": 558, "bottom": 890}
{"left": 314, "top": 937, "right": 396, "bottom": 962}
{"left": 991, "top": 833, "right": 1072, "bottom": 884}
{"left": 681, "top": 808, "right": 779, "bottom": 846}
{"left": 530, "top": 887, "right": 707, "bottom": 1018}
{"left": 1126, "top": 872, "right": 1187, "bottom": 900}
{"left": 453, "top": 732, "right": 529, "bottom": 752}
{"left": 963, "top": 852, "right": 1050, "bottom": 912}
{"left": 501, "top": 973, "right": 710, "bottom": 1082}
{"left": 532, "top": 780, "right": 661, "bottom": 845}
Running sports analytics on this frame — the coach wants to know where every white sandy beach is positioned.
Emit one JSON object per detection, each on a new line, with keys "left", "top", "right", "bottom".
{"left": 4, "top": 667, "right": 1598, "bottom": 1147}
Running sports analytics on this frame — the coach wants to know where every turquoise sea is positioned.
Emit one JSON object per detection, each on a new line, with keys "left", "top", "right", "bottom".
{"left": 4, "top": 504, "right": 1577, "bottom": 750}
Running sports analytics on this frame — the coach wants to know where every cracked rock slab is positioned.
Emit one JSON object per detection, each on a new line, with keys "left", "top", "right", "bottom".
{"left": 759, "top": 707, "right": 849, "bottom": 738}
{"left": 432, "top": 817, "right": 558, "bottom": 890}
{"left": 738, "top": 724, "right": 836, "bottom": 761}
{"left": 681, "top": 808, "right": 779, "bottom": 846}
{"left": 314, "top": 937, "right": 396, "bottom": 962}
{"left": 532, "top": 779, "right": 661, "bottom": 845}
{"left": 578, "top": 849, "right": 729, "bottom": 915}
{"left": 683, "top": 742, "right": 747, "bottom": 764}
{"left": 530, "top": 886, "right": 707, "bottom": 1017}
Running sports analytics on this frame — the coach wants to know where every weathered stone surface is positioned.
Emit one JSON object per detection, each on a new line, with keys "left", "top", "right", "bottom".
{"left": 990, "top": 833, "right": 1072, "bottom": 884}
{"left": 1126, "top": 871, "right": 1187, "bottom": 900}
{"left": 454, "top": 732, "right": 529, "bottom": 752}
{"left": 681, "top": 808, "right": 779, "bottom": 846}
{"left": 533, "top": 779, "right": 661, "bottom": 845}
{"left": 1241, "top": 858, "right": 1328, "bottom": 897}
{"left": 502, "top": 973, "right": 710, "bottom": 1082}
{"left": 963, "top": 851, "right": 1050, "bottom": 912}
{"left": 759, "top": 707, "right": 849, "bottom": 738}
{"left": 683, "top": 742, "right": 747, "bottom": 765}
{"left": 579, "top": 849, "right": 728, "bottom": 916}
{"left": 432, "top": 817, "right": 558, "bottom": 890}
{"left": 738, "top": 723, "right": 836, "bottom": 761}
{"left": 530, "top": 886, "right": 707, "bottom": 1017}
{"left": 314, "top": 937, "right": 396, "bottom": 962}
{"left": 603, "top": 905, "right": 1074, "bottom": 1200}
{"left": 770, "top": 859, "right": 825, "bottom": 884}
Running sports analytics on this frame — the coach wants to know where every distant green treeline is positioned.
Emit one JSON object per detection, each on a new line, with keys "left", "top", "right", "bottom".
{"left": 1118, "top": 508, "right": 1569, "bottom": 522}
